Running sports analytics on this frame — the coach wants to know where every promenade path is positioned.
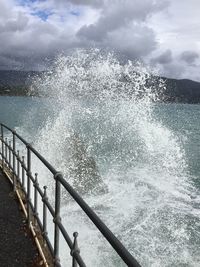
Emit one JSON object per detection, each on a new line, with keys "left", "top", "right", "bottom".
{"left": 0, "top": 168, "right": 41, "bottom": 267}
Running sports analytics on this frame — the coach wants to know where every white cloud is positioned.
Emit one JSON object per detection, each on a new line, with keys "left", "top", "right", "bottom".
{"left": 0, "top": 0, "right": 199, "bottom": 81}
{"left": 151, "top": 50, "right": 173, "bottom": 65}
{"left": 148, "top": 0, "right": 200, "bottom": 80}
{"left": 180, "top": 51, "right": 199, "bottom": 65}
{"left": 106, "top": 24, "right": 157, "bottom": 59}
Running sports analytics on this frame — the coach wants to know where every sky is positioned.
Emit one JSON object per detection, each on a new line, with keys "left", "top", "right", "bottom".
{"left": 0, "top": 0, "right": 199, "bottom": 81}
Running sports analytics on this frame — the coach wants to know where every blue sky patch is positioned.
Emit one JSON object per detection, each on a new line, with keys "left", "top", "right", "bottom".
{"left": 31, "top": 10, "right": 53, "bottom": 21}
{"left": 70, "top": 10, "right": 80, "bottom": 17}
{"left": 17, "top": 0, "right": 38, "bottom": 5}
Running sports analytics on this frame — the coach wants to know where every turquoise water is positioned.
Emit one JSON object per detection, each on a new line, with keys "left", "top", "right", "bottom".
{"left": 0, "top": 95, "right": 200, "bottom": 267}
{"left": 1, "top": 97, "right": 200, "bottom": 180}
{"left": 154, "top": 103, "right": 200, "bottom": 178}
{"left": 0, "top": 48, "right": 199, "bottom": 267}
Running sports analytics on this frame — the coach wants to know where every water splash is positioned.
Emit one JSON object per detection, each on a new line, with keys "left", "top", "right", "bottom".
{"left": 29, "top": 49, "right": 200, "bottom": 266}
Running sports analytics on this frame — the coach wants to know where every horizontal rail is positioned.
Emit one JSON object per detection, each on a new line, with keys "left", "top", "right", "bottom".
{"left": 57, "top": 174, "right": 140, "bottom": 267}
{"left": 1, "top": 123, "right": 57, "bottom": 174}
{"left": 0, "top": 123, "right": 141, "bottom": 267}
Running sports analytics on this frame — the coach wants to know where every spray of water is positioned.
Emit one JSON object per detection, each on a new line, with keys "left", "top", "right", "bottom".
{"left": 27, "top": 49, "right": 200, "bottom": 266}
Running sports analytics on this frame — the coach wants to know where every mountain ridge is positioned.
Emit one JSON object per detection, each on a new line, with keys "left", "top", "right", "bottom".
{"left": 0, "top": 70, "right": 200, "bottom": 103}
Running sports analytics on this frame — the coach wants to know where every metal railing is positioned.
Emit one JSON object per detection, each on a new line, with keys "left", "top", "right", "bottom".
{"left": 0, "top": 123, "right": 141, "bottom": 267}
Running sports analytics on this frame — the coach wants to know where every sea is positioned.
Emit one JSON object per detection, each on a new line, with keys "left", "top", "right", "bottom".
{"left": 0, "top": 50, "right": 199, "bottom": 267}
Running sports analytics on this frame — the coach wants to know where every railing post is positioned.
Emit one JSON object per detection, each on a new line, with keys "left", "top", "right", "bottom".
{"left": 42, "top": 185, "right": 48, "bottom": 242}
{"left": 1, "top": 124, "right": 4, "bottom": 170}
{"left": 0, "top": 124, "right": 142, "bottom": 267}
{"left": 5, "top": 138, "right": 8, "bottom": 165}
{"left": 17, "top": 150, "right": 20, "bottom": 181}
{"left": 21, "top": 156, "right": 25, "bottom": 190}
{"left": 34, "top": 173, "right": 38, "bottom": 225}
{"left": 71, "top": 232, "right": 80, "bottom": 267}
{"left": 27, "top": 144, "right": 31, "bottom": 226}
{"left": 9, "top": 141, "right": 11, "bottom": 169}
{"left": 54, "top": 173, "right": 61, "bottom": 266}
{"left": 13, "top": 130, "right": 16, "bottom": 191}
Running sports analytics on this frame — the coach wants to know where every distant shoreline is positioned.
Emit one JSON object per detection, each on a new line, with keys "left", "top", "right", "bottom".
{"left": 0, "top": 93, "right": 200, "bottom": 105}
{"left": 0, "top": 70, "right": 200, "bottom": 104}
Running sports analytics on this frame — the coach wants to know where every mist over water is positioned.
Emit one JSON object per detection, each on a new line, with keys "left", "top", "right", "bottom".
{"left": 23, "top": 49, "right": 200, "bottom": 266}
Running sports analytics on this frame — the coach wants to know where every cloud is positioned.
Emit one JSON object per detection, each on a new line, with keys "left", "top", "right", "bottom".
{"left": 106, "top": 24, "right": 157, "bottom": 59}
{"left": 159, "top": 63, "right": 185, "bottom": 79}
{"left": 57, "top": 0, "right": 103, "bottom": 8}
{"left": 76, "top": 0, "right": 169, "bottom": 60}
{"left": 0, "top": 0, "right": 199, "bottom": 82}
{"left": 180, "top": 50, "right": 199, "bottom": 64}
{"left": 151, "top": 49, "right": 173, "bottom": 64}
{"left": 0, "top": 0, "right": 169, "bottom": 71}
{"left": 77, "top": 0, "right": 168, "bottom": 40}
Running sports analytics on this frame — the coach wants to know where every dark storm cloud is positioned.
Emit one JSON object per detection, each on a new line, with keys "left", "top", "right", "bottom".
{"left": 7, "top": 0, "right": 200, "bottom": 79}
{"left": 151, "top": 50, "right": 173, "bottom": 64}
{"left": 180, "top": 50, "right": 199, "bottom": 64}
{"left": 76, "top": 0, "right": 169, "bottom": 59}
{"left": 161, "top": 63, "right": 185, "bottom": 79}
{"left": 77, "top": 0, "right": 168, "bottom": 41}
{"left": 0, "top": 0, "right": 169, "bottom": 70}
{"left": 105, "top": 25, "right": 157, "bottom": 59}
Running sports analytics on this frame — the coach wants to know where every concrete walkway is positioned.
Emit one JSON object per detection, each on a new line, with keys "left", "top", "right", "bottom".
{"left": 0, "top": 169, "right": 40, "bottom": 267}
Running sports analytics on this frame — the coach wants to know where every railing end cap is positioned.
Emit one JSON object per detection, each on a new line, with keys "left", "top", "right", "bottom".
{"left": 54, "top": 172, "right": 63, "bottom": 180}
{"left": 26, "top": 143, "right": 32, "bottom": 148}
{"left": 73, "top": 232, "right": 78, "bottom": 238}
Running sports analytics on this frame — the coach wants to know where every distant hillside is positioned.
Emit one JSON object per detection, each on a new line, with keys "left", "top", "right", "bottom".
{"left": 0, "top": 70, "right": 39, "bottom": 96}
{"left": 0, "top": 70, "right": 38, "bottom": 86}
{"left": 0, "top": 70, "right": 200, "bottom": 103}
{"left": 161, "top": 78, "right": 200, "bottom": 103}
